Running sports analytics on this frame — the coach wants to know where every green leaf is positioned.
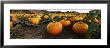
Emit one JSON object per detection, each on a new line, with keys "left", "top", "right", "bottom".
{"left": 88, "top": 23, "right": 97, "bottom": 32}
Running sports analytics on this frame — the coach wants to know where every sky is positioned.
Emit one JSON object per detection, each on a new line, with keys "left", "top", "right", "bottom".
{"left": 47, "top": 9, "right": 92, "bottom": 13}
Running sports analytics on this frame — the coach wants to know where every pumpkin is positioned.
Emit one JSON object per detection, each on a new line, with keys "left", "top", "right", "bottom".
{"left": 47, "top": 22, "right": 62, "bottom": 36}
{"left": 60, "top": 19, "right": 71, "bottom": 27}
{"left": 36, "top": 15, "right": 41, "bottom": 20}
{"left": 44, "top": 15, "right": 49, "bottom": 19}
{"left": 69, "top": 18, "right": 75, "bottom": 22}
{"left": 79, "top": 17, "right": 83, "bottom": 20}
{"left": 72, "top": 22, "right": 88, "bottom": 34}
{"left": 10, "top": 21, "right": 13, "bottom": 28}
{"left": 74, "top": 16, "right": 83, "bottom": 20}
{"left": 12, "top": 15, "right": 18, "bottom": 22}
{"left": 29, "top": 18, "right": 39, "bottom": 25}
{"left": 69, "top": 16, "right": 83, "bottom": 23}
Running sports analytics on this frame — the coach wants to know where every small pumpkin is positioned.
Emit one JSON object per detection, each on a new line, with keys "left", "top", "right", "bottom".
{"left": 69, "top": 16, "right": 83, "bottom": 23}
{"left": 74, "top": 16, "right": 83, "bottom": 21}
{"left": 47, "top": 22, "right": 62, "bottom": 36}
{"left": 44, "top": 15, "right": 49, "bottom": 19}
{"left": 36, "top": 15, "right": 41, "bottom": 20}
{"left": 29, "top": 18, "right": 39, "bottom": 25}
{"left": 68, "top": 16, "right": 76, "bottom": 22}
{"left": 72, "top": 22, "right": 88, "bottom": 34}
{"left": 60, "top": 19, "right": 71, "bottom": 27}
{"left": 69, "top": 18, "right": 75, "bottom": 22}
{"left": 12, "top": 15, "right": 18, "bottom": 22}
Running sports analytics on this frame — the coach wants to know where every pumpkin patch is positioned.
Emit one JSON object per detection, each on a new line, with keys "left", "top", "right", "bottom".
{"left": 10, "top": 10, "right": 101, "bottom": 39}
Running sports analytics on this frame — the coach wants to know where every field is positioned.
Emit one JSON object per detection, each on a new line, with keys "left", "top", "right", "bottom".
{"left": 10, "top": 10, "right": 101, "bottom": 39}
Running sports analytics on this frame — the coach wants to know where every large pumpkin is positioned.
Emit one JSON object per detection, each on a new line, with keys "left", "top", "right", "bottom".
{"left": 47, "top": 22, "right": 62, "bottom": 36}
{"left": 72, "top": 22, "right": 88, "bottom": 34}
{"left": 60, "top": 19, "right": 71, "bottom": 27}
{"left": 29, "top": 18, "right": 39, "bottom": 25}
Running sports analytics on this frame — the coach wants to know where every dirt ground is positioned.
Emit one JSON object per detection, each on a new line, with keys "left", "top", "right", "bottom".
{"left": 10, "top": 23, "right": 101, "bottom": 39}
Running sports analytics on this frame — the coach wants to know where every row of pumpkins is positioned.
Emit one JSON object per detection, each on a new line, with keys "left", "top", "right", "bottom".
{"left": 10, "top": 13, "right": 99, "bottom": 36}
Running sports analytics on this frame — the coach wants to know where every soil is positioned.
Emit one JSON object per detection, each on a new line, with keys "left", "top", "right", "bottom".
{"left": 10, "top": 23, "right": 101, "bottom": 39}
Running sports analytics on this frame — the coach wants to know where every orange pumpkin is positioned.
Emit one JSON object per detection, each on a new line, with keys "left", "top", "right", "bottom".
{"left": 69, "top": 16, "right": 83, "bottom": 23}
{"left": 72, "top": 22, "right": 88, "bottom": 34}
{"left": 12, "top": 15, "right": 18, "bottom": 22}
{"left": 29, "top": 18, "right": 39, "bottom": 25}
{"left": 60, "top": 20, "right": 71, "bottom": 27}
{"left": 69, "top": 16, "right": 77, "bottom": 22}
{"left": 69, "top": 18, "right": 75, "bottom": 22}
{"left": 47, "top": 22, "right": 62, "bottom": 36}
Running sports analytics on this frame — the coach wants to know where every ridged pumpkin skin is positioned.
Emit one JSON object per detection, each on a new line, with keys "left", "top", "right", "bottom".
{"left": 60, "top": 20, "right": 71, "bottom": 27}
{"left": 72, "top": 22, "right": 88, "bottom": 34}
{"left": 47, "top": 22, "right": 62, "bottom": 36}
{"left": 29, "top": 18, "right": 39, "bottom": 25}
